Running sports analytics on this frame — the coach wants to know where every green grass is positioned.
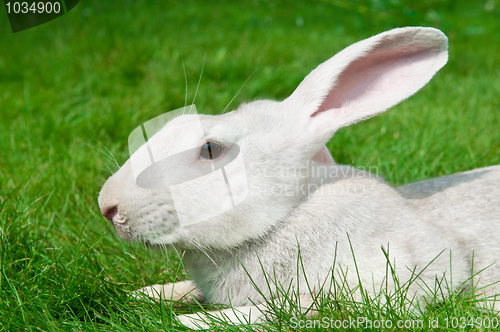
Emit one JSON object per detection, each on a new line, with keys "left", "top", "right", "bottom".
{"left": 1, "top": 0, "right": 499, "bottom": 330}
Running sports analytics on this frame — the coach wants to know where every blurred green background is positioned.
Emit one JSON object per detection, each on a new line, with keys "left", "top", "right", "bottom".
{"left": 1, "top": 0, "right": 499, "bottom": 330}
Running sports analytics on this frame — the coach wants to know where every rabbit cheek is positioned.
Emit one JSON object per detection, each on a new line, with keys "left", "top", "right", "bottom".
{"left": 126, "top": 194, "right": 183, "bottom": 245}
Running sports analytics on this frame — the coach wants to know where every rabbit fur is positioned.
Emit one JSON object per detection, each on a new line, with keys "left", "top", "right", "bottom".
{"left": 98, "top": 27, "right": 500, "bottom": 328}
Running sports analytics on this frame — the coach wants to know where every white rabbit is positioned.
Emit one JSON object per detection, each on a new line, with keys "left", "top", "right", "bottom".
{"left": 98, "top": 27, "right": 500, "bottom": 328}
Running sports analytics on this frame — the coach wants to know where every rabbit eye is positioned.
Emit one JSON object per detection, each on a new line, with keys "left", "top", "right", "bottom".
{"left": 200, "top": 142, "right": 223, "bottom": 160}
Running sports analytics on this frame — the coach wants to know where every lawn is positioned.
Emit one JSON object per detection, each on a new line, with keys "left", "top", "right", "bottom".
{"left": 1, "top": 0, "right": 499, "bottom": 330}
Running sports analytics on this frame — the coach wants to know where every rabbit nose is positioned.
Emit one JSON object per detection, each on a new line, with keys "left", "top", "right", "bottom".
{"left": 101, "top": 206, "right": 118, "bottom": 223}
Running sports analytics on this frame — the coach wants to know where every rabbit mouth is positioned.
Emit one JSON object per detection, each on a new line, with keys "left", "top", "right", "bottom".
{"left": 113, "top": 223, "right": 133, "bottom": 240}
{"left": 107, "top": 212, "right": 133, "bottom": 240}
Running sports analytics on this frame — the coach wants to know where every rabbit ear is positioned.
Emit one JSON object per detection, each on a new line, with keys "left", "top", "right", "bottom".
{"left": 285, "top": 27, "right": 448, "bottom": 141}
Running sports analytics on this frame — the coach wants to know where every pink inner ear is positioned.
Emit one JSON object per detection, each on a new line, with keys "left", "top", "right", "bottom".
{"left": 312, "top": 44, "right": 442, "bottom": 121}
{"left": 312, "top": 145, "right": 335, "bottom": 164}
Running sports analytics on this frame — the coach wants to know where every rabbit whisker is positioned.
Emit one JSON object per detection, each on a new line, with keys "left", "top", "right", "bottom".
{"left": 194, "top": 243, "right": 224, "bottom": 276}
{"left": 96, "top": 157, "right": 114, "bottom": 175}
{"left": 220, "top": 68, "right": 258, "bottom": 114}
{"left": 85, "top": 132, "right": 120, "bottom": 168}
{"left": 186, "top": 54, "right": 206, "bottom": 116}
{"left": 182, "top": 51, "right": 188, "bottom": 109}
{"left": 169, "top": 243, "right": 183, "bottom": 263}
{"left": 83, "top": 141, "right": 117, "bottom": 170}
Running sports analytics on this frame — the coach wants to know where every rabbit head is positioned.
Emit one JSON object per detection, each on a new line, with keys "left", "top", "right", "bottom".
{"left": 98, "top": 27, "right": 448, "bottom": 250}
